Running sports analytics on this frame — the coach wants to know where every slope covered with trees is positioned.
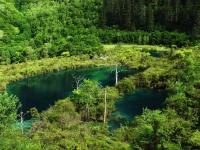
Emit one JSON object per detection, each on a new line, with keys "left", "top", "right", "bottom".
{"left": 102, "top": 0, "right": 200, "bottom": 37}
{"left": 0, "top": 0, "right": 200, "bottom": 149}
{"left": 0, "top": 0, "right": 31, "bottom": 64}
{"left": 0, "top": 0, "right": 103, "bottom": 64}
{"left": 1, "top": 0, "right": 199, "bottom": 65}
{"left": 1, "top": 44, "right": 200, "bottom": 150}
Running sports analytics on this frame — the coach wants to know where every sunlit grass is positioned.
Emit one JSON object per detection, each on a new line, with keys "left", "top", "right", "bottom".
{"left": 0, "top": 44, "right": 193, "bottom": 92}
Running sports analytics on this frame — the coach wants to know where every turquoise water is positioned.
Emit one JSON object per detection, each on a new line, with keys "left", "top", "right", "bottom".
{"left": 7, "top": 67, "right": 166, "bottom": 130}
{"left": 7, "top": 67, "right": 136, "bottom": 113}
{"left": 109, "top": 89, "right": 167, "bottom": 129}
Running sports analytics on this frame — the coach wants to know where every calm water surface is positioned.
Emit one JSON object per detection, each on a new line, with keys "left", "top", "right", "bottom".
{"left": 109, "top": 89, "right": 167, "bottom": 129}
{"left": 7, "top": 67, "right": 135, "bottom": 113}
{"left": 7, "top": 67, "right": 167, "bottom": 129}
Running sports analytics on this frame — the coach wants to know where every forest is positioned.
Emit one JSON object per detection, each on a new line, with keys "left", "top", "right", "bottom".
{"left": 102, "top": 0, "right": 200, "bottom": 34}
{"left": 0, "top": 0, "right": 200, "bottom": 149}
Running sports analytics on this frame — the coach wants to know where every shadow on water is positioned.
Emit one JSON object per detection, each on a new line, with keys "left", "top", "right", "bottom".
{"left": 7, "top": 67, "right": 138, "bottom": 114}
{"left": 109, "top": 89, "right": 168, "bottom": 130}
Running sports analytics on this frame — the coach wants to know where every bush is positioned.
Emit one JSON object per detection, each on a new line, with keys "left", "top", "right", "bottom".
{"left": 68, "top": 34, "right": 103, "bottom": 56}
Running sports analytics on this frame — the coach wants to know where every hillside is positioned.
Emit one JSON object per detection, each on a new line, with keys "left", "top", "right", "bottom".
{"left": 0, "top": 0, "right": 198, "bottom": 64}
{"left": 0, "top": 0, "right": 200, "bottom": 149}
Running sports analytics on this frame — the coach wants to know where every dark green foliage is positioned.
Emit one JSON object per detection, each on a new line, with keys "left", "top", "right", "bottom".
{"left": 41, "top": 99, "right": 81, "bottom": 129}
{"left": 0, "top": 47, "right": 199, "bottom": 149}
{"left": 0, "top": 0, "right": 32, "bottom": 64}
{"left": 68, "top": 34, "right": 103, "bottom": 56}
{"left": 0, "top": 0, "right": 103, "bottom": 64}
{"left": 29, "top": 99, "right": 129, "bottom": 149}
{"left": 97, "top": 29, "right": 190, "bottom": 46}
{"left": 0, "top": 0, "right": 200, "bottom": 149}
{"left": 72, "top": 79, "right": 119, "bottom": 121}
{"left": 102, "top": 0, "right": 200, "bottom": 37}
{"left": 22, "top": 0, "right": 103, "bottom": 58}
{"left": 114, "top": 109, "right": 193, "bottom": 150}
{"left": 0, "top": 129, "right": 41, "bottom": 150}
{"left": 165, "top": 51, "right": 200, "bottom": 127}
{"left": 117, "top": 77, "right": 136, "bottom": 94}
{"left": 0, "top": 0, "right": 197, "bottom": 65}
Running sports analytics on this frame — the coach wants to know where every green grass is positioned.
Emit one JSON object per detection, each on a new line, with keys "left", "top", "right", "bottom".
{"left": 0, "top": 44, "right": 179, "bottom": 92}
{"left": 0, "top": 55, "right": 110, "bottom": 91}
{"left": 103, "top": 44, "right": 169, "bottom": 52}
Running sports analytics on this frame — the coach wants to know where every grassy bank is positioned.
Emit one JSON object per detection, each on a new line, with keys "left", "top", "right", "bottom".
{"left": 0, "top": 55, "right": 111, "bottom": 92}
{"left": 0, "top": 44, "right": 171, "bottom": 92}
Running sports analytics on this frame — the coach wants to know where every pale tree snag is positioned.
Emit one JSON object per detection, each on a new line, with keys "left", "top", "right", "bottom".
{"left": 103, "top": 89, "right": 107, "bottom": 124}
{"left": 72, "top": 74, "right": 84, "bottom": 90}
{"left": 85, "top": 103, "right": 90, "bottom": 121}
{"left": 115, "top": 64, "right": 118, "bottom": 86}
{"left": 19, "top": 111, "right": 24, "bottom": 134}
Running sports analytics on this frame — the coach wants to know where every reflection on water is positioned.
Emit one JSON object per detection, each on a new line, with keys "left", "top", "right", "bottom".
{"left": 109, "top": 89, "right": 167, "bottom": 130}
{"left": 7, "top": 67, "right": 137, "bottom": 113}
{"left": 7, "top": 67, "right": 167, "bottom": 130}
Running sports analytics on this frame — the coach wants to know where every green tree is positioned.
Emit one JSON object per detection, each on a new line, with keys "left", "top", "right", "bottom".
{"left": 114, "top": 109, "right": 193, "bottom": 150}
{"left": 72, "top": 79, "right": 119, "bottom": 121}
{"left": 0, "top": 93, "right": 18, "bottom": 130}
{"left": 72, "top": 79, "right": 102, "bottom": 121}
{"left": 189, "top": 131, "right": 200, "bottom": 148}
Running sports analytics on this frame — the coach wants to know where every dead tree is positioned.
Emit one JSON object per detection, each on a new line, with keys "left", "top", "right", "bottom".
{"left": 72, "top": 74, "right": 84, "bottom": 90}
{"left": 18, "top": 111, "right": 24, "bottom": 134}
{"left": 115, "top": 64, "right": 119, "bottom": 86}
{"left": 103, "top": 89, "right": 107, "bottom": 124}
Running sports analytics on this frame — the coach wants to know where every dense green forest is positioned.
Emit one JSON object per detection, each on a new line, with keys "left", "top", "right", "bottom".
{"left": 1, "top": 0, "right": 198, "bottom": 64}
{"left": 102, "top": 0, "right": 200, "bottom": 35}
{"left": 0, "top": 0, "right": 200, "bottom": 149}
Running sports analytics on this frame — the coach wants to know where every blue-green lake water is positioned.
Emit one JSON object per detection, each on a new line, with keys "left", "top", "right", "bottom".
{"left": 7, "top": 67, "right": 167, "bottom": 129}
{"left": 7, "top": 67, "right": 135, "bottom": 113}
{"left": 109, "top": 89, "right": 167, "bottom": 129}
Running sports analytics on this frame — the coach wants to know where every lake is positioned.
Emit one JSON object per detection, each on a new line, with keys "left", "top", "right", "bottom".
{"left": 6, "top": 67, "right": 167, "bottom": 129}
{"left": 109, "top": 89, "right": 167, "bottom": 129}
{"left": 7, "top": 67, "right": 136, "bottom": 113}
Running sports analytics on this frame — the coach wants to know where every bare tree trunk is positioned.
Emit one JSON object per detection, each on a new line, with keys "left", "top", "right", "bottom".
{"left": 72, "top": 75, "right": 84, "bottom": 90}
{"left": 143, "top": 5, "right": 146, "bottom": 18}
{"left": 86, "top": 103, "right": 89, "bottom": 121}
{"left": 20, "top": 112, "right": 24, "bottom": 134}
{"left": 115, "top": 64, "right": 118, "bottom": 86}
{"left": 175, "top": 7, "right": 178, "bottom": 22}
{"left": 76, "top": 81, "right": 80, "bottom": 90}
{"left": 103, "top": 89, "right": 107, "bottom": 124}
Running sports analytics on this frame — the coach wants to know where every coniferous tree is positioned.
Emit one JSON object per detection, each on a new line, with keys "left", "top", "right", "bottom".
{"left": 193, "top": 1, "right": 200, "bottom": 38}
{"left": 102, "top": 0, "right": 200, "bottom": 34}
{"left": 146, "top": 3, "right": 154, "bottom": 31}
